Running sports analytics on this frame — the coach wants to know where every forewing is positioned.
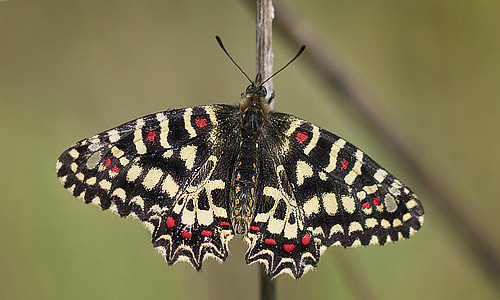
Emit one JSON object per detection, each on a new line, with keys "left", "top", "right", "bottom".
{"left": 56, "top": 104, "right": 239, "bottom": 269}
{"left": 245, "top": 112, "right": 424, "bottom": 279}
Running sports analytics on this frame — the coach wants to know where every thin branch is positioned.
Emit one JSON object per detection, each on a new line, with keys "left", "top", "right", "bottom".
{"left": 256, "top": 0, "right": 275, "bottom": 106}
{"left": 260, "top": 265, "right": 276, "bottom": 300}
{"left": 256, "top": 1, "right": 277, "bottom": 300}
{"left": 270, "top": 0, "right": 500, "bottom": 282}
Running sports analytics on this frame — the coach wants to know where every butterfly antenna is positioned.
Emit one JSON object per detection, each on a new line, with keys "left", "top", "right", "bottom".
{"left": 216, "top": 36, "right": 254, "bottom": 84}
{"left": 261, "top": 45, "right": 306, "bottom": 86}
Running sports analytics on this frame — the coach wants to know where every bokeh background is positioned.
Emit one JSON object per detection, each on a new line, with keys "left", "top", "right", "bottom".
{"left": 1, "top": 1, "right": 499, "bottom": 299}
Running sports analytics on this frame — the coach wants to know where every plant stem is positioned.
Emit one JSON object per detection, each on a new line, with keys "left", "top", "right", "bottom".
{"left": 256, "top": 0, "right": 275, "bottom": 107}
{"left": 260, "top": 265, "right": 276, "bottom": 300}
{"left": 256, "top": 1, "right": 277, "bottom": 300}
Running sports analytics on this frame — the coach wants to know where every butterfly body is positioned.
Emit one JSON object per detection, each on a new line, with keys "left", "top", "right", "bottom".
{"left": 57, "top": 75, "right": 424, "bottom": 279}
{"left": 231, "top": 77, "right": 271, "bottom": 234}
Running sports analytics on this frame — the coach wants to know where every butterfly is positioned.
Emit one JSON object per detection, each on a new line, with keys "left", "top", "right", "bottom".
{"left": 56, "top": 37, "right": 424, "bottom": 279}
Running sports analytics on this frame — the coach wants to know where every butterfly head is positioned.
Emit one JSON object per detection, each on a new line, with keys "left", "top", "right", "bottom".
{"left": 244, "top": 73, "right": 268, "bottom": 99}
{"left": 239, "top": 75, "right": 271, "bottom": 116}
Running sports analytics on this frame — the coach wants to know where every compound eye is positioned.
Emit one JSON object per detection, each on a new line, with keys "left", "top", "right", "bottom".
{"left": 245, "top": 85, "right": 254, "bottom": 94}
{"left": 259, "top": 86, "right": 267, "bottom": 96}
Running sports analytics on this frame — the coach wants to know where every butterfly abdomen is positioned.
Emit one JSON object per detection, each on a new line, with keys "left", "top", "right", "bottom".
{"left": 230, "top": 139, "right": 258, "bottom": 234}
{"left": 230, "top": 95, "right": 269, "bottom": 234}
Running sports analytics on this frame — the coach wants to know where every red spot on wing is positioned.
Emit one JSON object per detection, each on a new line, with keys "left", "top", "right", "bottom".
{"left": 295, "top": 131, "right": 308, "bottom": 144}
{"left": 362, "top": 202, "right": 371, "bottom": 208}
{"left": 181, "top": 230, "right": 192, "bottom": 239}
{"left": 171, "top": 173, "right": 180, "bottom": 184}
{"left": 147, "top": 130, "right": 156, "bottom": 143}
{"left": 302, "top": 234, "right": 311, "bottom": 245}
{"left": 201, "top": 230, "right": 212, "bottom": 237}
{"left": 373, "top": 196, "right": 381, "bottom": 206}
{"left": 264, "top": 238, "right": 276, "bottom": 245}
{"left": 166, "top": 216, "right": 175, "bottom": 228}
{"left": 111, "top": 166, "right": 120, "bottom": 173}
{"left": 340, "top": 158, "right": 349, "bottom": 170}
{"left": 283, "top": 244, "right": 296, "bottom": 252}
{"left": 250, "top": 226, "right": 260, "bottom": 231}
{"left": 195, "top": 116, "right": 208, "bottom": 128}
{"left": 304, "top": 194, "right": 313, "bottom": 201}
{"left": 104, "top": 157, "right": 111, "bottom": 167}
{"left": 220, "top": 221, "right": 231, "bottom": 227}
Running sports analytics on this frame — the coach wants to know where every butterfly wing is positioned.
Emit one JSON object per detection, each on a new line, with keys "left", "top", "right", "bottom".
{"left": 56, "top": 104, "right": 240, "bottom": 269}
{"left": 245, "top": 137, "right": 319, "bottom": 278}
{"left": 245, "top": 112, "right": 424, "bottom": 278}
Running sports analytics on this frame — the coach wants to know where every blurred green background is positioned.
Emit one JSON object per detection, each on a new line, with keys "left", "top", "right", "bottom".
{"left": 1, "top": 1, "right": 499, "bottom": 299}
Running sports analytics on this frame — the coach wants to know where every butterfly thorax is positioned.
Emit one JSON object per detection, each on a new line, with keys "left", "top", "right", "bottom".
{"left": 230, "top": 82, "right": 271, "bottom": 234}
